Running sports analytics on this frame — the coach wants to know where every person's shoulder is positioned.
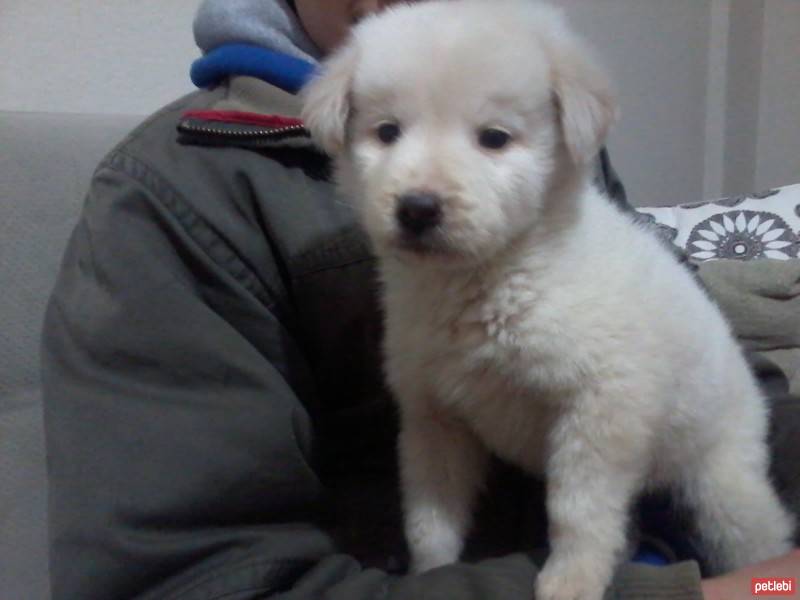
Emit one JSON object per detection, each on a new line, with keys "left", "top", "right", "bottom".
{"left": 103, "top": 78, "right": 329, "bottom": 188}
{"left": 85, "top": 80, "right": 365, "bottom": 292}
{"left": 96, "top": 86, "right": 225, "bottom": 185}
{"left": 71, "top": 83, "right": 338, "bottom": 315}
{"left": 122, "top": 89, "right": 218, "bottom": 152}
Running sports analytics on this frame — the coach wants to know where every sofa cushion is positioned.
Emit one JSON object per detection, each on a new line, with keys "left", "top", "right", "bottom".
{"left": 697, "top": 258, "right": 800, "bottom": 396}
{"left": 0, "top": 111, "right": 143, "bottom": 600}
{"left": 637, "top": 184, "right": 800, "bottom": 263}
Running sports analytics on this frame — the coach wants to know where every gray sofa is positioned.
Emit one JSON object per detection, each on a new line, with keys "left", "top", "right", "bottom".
{"left": 0, "top": 111, "right": 142, "bottom": 600}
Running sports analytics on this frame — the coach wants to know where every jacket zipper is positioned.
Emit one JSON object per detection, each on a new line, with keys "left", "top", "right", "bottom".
{"left": 178, "top": 120, "right": 309, "bottom": 139}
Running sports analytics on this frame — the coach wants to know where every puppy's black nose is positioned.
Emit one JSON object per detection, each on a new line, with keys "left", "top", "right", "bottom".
{"left": 396, "top": 193, "right": 442, "bottom": 235}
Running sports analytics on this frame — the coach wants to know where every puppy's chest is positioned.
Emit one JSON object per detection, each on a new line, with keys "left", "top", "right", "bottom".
{"left": 389, "top": 277, "right": 526, "bottom": 361}
{"left": 385, "top": 276, "right": 564, "bottom": 467}
{"left": 388, "top": 272, "right": 562, "bottom": 381}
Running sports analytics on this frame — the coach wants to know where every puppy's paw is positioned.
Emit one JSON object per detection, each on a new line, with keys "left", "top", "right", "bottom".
{"left": 406, "top": 513, "right": 463, "bottom": 573}
{"left": 408, "top": 534, "right": 460, "bottom": 573}
{"left": 535, "top": 558, "right": 607, "bottom": 600}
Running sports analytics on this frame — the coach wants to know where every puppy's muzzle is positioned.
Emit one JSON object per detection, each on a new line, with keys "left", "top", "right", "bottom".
{"left": 396, "top": 192, "right": 443, "bottom": 236}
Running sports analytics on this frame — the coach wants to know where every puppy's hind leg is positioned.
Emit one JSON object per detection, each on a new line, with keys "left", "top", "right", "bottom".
{"left": 681, "top": 434, "right": 794, "bottom": 574}
{"left": 399, "top": 404, "right": 489, "bottom": 573}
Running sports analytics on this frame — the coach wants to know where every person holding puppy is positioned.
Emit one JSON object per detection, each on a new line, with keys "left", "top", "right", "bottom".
{"left": 42, "top": 1, "right": 798, "bottom": 599}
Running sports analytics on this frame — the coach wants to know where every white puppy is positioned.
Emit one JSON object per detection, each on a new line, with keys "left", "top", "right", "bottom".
{"left": 302, "top": 1, "right": 794, "bottom": 598}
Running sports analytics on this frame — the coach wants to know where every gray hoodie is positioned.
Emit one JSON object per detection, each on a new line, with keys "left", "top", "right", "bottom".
{"left": 193, "top": 0, "right": 321, "bottom": 62}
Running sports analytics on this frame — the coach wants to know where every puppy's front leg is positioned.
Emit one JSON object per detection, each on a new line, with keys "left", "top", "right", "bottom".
{"left": 399, "top": 405, "right": 488, "bottom": 573}
{"left": 536, "top": 393, "right": 650, "bottom": 600}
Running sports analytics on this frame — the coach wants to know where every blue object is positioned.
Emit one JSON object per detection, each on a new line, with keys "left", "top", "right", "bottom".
{"left": 191, "top": 43, "right": 317, "bottom": 94}
{"left": 631, "top": 548, "right": 670, "bottom": 566}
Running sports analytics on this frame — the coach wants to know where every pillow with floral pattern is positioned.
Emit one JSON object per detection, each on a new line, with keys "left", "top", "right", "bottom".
{"left": 636, "top": 183, "right": 800, "bottom": 262}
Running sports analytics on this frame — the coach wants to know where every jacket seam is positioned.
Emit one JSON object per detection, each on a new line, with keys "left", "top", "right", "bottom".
{"left": 97, "top": 148, "right": 284, "bottom": 313}
{"left": 86, "top": 94, "right": 199, "bottom": 182}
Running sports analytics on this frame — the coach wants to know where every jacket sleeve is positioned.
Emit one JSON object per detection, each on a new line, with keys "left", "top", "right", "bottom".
{"left": 42, "top": 153, "right": 703, "bottom": 600}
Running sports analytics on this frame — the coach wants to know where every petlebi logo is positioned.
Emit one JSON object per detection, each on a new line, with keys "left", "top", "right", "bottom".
{"left": 751, "top": 577, "right": 796, "bottom": 596}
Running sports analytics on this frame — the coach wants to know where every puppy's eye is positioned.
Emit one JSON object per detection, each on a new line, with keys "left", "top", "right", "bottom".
{"left": 478, "top": 127, "right": 512, "bottom": 150}
{"left": 376, "top": 121, "right": 402, "bottom": 145}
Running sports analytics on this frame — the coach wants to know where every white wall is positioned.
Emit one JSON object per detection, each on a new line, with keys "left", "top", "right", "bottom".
{"left": 720, "top": 0, "right": 766, "bottom": 197}
{"left": 0, "top": 0, "right": 199, "bottom": 115}
{"left": 560, "top": 0, "right": 712, "bottom": 206}
{"left": 563, "top": 0, "right": 800, "bottom": 205}
{"left": 755, "top": 0, "right": 800, "bottom": 192}
{"left": 1, "top": 1, "right": 798, "bottom": 206}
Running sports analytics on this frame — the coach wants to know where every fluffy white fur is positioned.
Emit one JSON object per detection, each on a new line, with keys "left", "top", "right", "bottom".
{"left": 302, "top": 2, "right": 795, "bottom": 598}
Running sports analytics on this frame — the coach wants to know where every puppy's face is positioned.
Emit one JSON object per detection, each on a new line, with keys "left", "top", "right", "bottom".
{"left": 343, "top": 47, "right": 561, "bottom": 264}
{"left": 303, "top": 0, "right": 616, "bottom": 266}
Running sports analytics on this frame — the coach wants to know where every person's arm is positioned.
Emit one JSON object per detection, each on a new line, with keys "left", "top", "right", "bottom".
{"left": 43, "top": 152, "right": 704, "bottom": 600}
{"left": 42, "top": 152, "right": 333, "bottom": 599}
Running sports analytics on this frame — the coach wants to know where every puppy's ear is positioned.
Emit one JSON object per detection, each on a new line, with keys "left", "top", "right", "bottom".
{"left": 301, "top": 43, "right": 360, "bottom": 156}
{"left": 547, "top": 23, "right": 618, "bottom": 166}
